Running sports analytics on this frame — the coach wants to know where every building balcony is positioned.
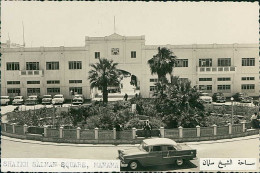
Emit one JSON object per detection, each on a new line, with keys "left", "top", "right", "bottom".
{"left": 197, "top": 66, "right": 236, "bottom": 73}
{"left": 19, "top": 70, "right": 44, "bottom": 77}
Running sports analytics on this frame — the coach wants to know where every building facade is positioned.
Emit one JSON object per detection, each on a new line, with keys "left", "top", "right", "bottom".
{"left": 1, "top": 33, "right": 259, "bottom": 99}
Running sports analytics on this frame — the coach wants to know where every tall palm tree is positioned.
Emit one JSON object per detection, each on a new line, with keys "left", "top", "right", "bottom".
{"left": 148, "top": 47, "right": 177, "bottom": 97}
{"left": 88, "top": 58, "right": 120, "bottom": 103}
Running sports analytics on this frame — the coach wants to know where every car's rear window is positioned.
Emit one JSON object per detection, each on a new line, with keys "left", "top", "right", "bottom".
{"left": 1, "top": 96, "right": 9, "bottom": 99}
{"left": 152, "top": 146, "right": 162, "bottom": 152}
{"left": 54, "top": 96, "right": 63, "bottom": 98}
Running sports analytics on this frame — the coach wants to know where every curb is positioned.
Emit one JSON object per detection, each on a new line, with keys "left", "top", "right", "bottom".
{"left": 2, "top": 134, "right": 258, "bottom": 148}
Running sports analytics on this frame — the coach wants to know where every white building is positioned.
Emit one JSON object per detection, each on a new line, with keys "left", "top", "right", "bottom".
{"left": 1, "top": 33, "right": 259, "bottom": 100}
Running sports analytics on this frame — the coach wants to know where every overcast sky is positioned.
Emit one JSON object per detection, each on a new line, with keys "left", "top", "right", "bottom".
{"left": 1, "top": 1, "right": 259, "bottom": 47}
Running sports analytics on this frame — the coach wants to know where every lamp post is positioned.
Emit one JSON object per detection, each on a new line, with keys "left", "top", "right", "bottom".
{"left": 70, "top": 90, "right": 73, "bottom": 106}
{"left": 231, "top": 97, "right": 234, "bottom": 125}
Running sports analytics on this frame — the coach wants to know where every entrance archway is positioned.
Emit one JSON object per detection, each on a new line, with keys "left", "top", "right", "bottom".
{"left": 91, "top": 69, "right": 140, "bottom": 101}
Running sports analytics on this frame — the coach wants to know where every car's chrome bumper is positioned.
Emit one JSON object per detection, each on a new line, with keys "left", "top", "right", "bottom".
{"left": 12, "top": 102, "right": 22, "bottom": 105}
{"left": 120, "top": 162, "right": 128, "bottom": 167}
{"left": 42, "top": 101, "right": 51, "bottom": 104}
{"left": 117, "top": 157, "right": 128, "bottom": 167}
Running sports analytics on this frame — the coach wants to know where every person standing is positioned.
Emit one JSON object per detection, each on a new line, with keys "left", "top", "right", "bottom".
{"left": 250, "top": 112, "right": 258, "bottom": 129}
{"left": 124, "top": 93, "right": 128, "bottom": 101}
{"left": 143, "top": 121, "right": 152, "bottom": 138}
{"left": 115, "top": 121, "right": 121, "bottom": 139}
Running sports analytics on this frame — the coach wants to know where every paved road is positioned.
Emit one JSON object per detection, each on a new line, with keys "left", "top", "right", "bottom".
{"left": 1, "top": 135, "right": 259, "bottom": 172}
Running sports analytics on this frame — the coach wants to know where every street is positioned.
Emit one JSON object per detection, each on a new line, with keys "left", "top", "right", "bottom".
{"left": 1, "top": 135, "right": 259, "bottom": 171}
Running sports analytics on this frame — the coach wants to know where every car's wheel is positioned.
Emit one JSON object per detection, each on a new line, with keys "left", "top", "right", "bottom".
{"left": 129, "top": 160, "right": 140, "bottom": 170}
{"left": 176, "top": 158, "right": 184, "bottom": 166}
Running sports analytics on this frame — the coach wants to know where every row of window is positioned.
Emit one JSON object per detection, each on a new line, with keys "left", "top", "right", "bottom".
{"left": 6, "top": 80, "right": 83, "bottom": 85}
{"left": 6, "top": 61, "right": 82, "bottom": 70}
{"left": 199, "top": 58, "right": 255, "bottom": 67}
{"left": 148, "top": 77, "right": 255, "bottom": 83}
{"left": 7, "top": 87, "right": 83, "bottom": 95}
{"left": 150, "top": 84, "right": 255, "bottom": 92}
{"left": 6, "top": 58, "right": 256, "bottom": 71}
{"left": 94, "top": 51, "right": 137, "bottom": 59}
{"left": 198, "top": 84, "right": 255, "bottom": 91}
{"left": 198, "top": 77, "right": 255, "bottom": 81}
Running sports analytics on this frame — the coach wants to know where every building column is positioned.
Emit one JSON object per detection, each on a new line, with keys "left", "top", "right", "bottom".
{"left": 132, "top": 128, "right": 136, "bottom": 139}
{"left": 44, "top": 125, "right": 48, "bottom": 137}
{"left": 196, "top": 125, "right": 200, "bottom": 137}
{"left": 94, "top": 128, "right": 99, "bottom": 140}
{"left": 241, "top": 121, "right": 246, "bottom": 132}
{"left": 59, "top": 126, "right": 64, "bottom": 138}
{"left": 4, "top": 123, "right": 7, "bottom": 132}
{"left": 77, "top": 127, "right": 81, "bottom": 140}
{"left": 178, "top": 126, "right": 183, "bottom": 138}
{"left": 228, "top": 123, "right": 232, "bottom": 135}
{"left": 23, "top": 124, "right": 28, "bottom": 134}
{"left": 160, "top": 127, "right": 165, "bottom": 138}
{"left": 113, "top": 128, "right": 116, "bottom": 140}
{"left": 12, "top": 123, "right": 16, "bottom": 133}
{"left": 213, "top": 124, "right": 217, "bottom": 136}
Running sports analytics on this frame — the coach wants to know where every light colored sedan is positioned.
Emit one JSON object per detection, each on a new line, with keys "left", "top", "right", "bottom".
{"left": 199, "top": 93, "right": 212, "bottom": 103}
{"left": 72, "top": 94, "right": 84, "bottom": 105}
{"left": 1, "top": 96, "right": 11, "bottom": 106}
{"left": 52, "top": 94, "right": 65, "bottom": 105}
{"left": 42, "top": 95, "right": 52, "bottom": 104}
{"left": 12, "top": 96, "right": 24, "bottom": 105}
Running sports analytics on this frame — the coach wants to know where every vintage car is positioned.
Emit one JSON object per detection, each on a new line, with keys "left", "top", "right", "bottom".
{"left": 52, "top": 94, "right": 65, "bottom": 105}
{"left": 1, "top": 96, "right": 11, "bottom": 106}
{"left": 212, "top": 92, "right": 226, "bottom": 103}
{"left": 118, "top": 138, "right": 197, "bottom": 170}
{"left": 25, "top": 95, "right": 39, "bottom": 105}
{"left": 233, "top": 92, "right": 253, "bottom": 103}
{"left": 240, "top": 96, "right": 253, "bottom": 103}
{"left": 72, "top": 94, "right": 84, "bottom": 105}
{"left": 12, "top": 96, "right": 24, "bottom": 105}
{"left": 198, "top": 92, "right": 212, "bottom": 103}
{"left": 42, "top": 95, "right": 52, "bottom": 104}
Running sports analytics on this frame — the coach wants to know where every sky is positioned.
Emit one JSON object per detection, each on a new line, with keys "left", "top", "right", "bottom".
{"left": 1, "top": 1, "right": 259, "bottom": 47}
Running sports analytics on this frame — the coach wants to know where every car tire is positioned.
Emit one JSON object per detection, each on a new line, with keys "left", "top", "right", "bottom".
{"left": 176, "top": 158, "right": 184, "bottom": 166}
{"left": 128, "top": 160, "right": 140, "bottom": 170}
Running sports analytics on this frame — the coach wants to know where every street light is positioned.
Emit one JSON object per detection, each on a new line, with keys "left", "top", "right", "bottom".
{"left": 231, "top": 97, "right": 234, "bottom": 125}
{"left": 70, "top": 90, "right": 73, "bottom": 106}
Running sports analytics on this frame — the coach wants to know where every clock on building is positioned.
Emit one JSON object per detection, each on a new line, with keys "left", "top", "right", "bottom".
{"left": 111, "top": 48, "right": 119, "bottom": 55}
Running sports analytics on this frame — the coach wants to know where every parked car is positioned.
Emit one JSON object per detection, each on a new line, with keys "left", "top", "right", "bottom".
{"left": 42, "top": 95, "right": 52, "bottom": 104}
{"left": 12, "top": 96, "right": 24, "bottom": 105}
{"left": 240, "top": 96, "right": 253, "bottom": 103}
{"left": 198, "top": 92, "right": 212, "bottom": 103}
{"left": 72, "top": 94, "right": 84, "bottom": 105}
{"left": 118, "top": 138, "right": 197, "bottom": 170}
{"left": 212, "top": 92, "right": 226, "bottom": 103}
{"left": 233, "top": 92, "right": 253, "bottom": 103}
{"left": 52, "top": 94, "right": 65, "bottom": 105}
{"left": 25, "top": 95, "right": 39, "bottom": 105}
{"left": 1, "top": 96, "right": 11, "bottom": 106}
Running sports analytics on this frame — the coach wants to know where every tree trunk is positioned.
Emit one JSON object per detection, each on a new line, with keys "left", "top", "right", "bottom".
{"left": 103, "top": 83, "right": 108, "bottom": 103}
{"left": 158, "top": 74, "right": 166, "bottom": 99}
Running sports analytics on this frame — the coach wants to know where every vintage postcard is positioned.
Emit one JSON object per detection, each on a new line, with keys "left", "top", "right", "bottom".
{"left": 1, "top": 1, "right": 259, "bottom": 172}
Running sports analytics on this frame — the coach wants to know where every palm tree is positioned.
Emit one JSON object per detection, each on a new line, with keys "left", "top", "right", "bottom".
{"left": 88, "top": 58, "right": 120, "bottom": 103}
{"left": 148, "top": 47, "right": 177, "bottom": 97}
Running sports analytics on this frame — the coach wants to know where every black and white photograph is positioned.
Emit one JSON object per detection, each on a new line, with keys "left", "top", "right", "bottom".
{"left": 1, "top": 1, "right": 259, "bottom": 172}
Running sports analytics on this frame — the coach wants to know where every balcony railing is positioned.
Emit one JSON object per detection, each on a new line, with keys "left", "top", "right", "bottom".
{"left": 19, "top": 70, "right": 44, "bottom": 76}
{"left": 197, "top": 66, "right": 236, "bottom": 73}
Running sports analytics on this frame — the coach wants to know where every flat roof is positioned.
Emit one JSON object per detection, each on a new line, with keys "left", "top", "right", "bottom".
{"left": 143, "top": 138, "right": 177, "bottom": 146}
